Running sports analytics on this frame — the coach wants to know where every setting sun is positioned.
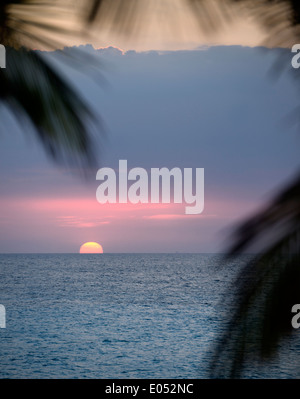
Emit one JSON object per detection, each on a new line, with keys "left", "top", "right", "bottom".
{"left": 79, "top": 242, "right": 103, "bottom": 254}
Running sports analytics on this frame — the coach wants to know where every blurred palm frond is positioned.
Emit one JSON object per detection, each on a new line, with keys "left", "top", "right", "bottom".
{"left": 0, "top": 47, "right": 100, "bottom": 170}
{"left": 0, "top": 1, "right": 104, "bottom": 170}
{"left": 85, "top": 0, "right": 300, "bottom": 46}
{"left": 209, "top": 174, "right": 300, "bottom": 378}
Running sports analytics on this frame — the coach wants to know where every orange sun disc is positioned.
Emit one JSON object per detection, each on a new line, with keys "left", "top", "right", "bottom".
{"left": 79, "top": 242, "right": 103, "bottom": 254}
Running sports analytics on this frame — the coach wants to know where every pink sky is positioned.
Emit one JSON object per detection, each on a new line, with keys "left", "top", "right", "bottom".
{"left": 0, "top": 193, "right": 261, "bottom": 253}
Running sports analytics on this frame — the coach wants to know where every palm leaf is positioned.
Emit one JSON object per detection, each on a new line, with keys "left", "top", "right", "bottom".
{"left": 209, "top": 175, "right": 300, "bottom": 378}
{"left": 0, "top": 1, "right": 105, "bottom": 170}
{"left": 0, "top": 46, "right": 102, "bottom": 171}
{"left": 85, "top": 0, "right": 300, "bottom": 46}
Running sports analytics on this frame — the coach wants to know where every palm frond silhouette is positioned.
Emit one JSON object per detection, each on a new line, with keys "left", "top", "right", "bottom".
{"left": 86, "top": 0, "right": 300, "bottom": 46}
{"left": 209, "top": 174, "right": 300, "bottom": 377}
{"left": 0, "top": 1, "right": 104, "bottom": 170}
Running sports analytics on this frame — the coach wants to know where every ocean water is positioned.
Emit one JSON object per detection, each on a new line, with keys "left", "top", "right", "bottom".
{"left": 0, "top": 254, "right": 298, "bottom": 379}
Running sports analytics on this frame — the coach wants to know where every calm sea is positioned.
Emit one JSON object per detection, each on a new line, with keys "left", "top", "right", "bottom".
{"left": 0, "top": 254, "right": 298, "bottom": 378}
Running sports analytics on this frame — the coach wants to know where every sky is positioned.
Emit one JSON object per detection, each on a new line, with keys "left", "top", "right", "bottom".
{"left": 34, "top": 0, "right": 268, "bottom": 52}
{"left": 0, "top": 3, "right": 299, "bottom": 253}
{"left": 0, "top": 43, "right": 299, "bottom": 253}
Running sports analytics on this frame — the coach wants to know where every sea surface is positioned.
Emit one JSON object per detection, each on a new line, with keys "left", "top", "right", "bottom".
{"left": 0, "top": 254, "right": 298, "bottom": 379}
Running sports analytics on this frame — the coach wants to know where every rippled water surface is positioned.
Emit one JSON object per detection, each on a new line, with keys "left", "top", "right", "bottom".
{"left": 0, "top": 254, "right": 298, "bottom": 378}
